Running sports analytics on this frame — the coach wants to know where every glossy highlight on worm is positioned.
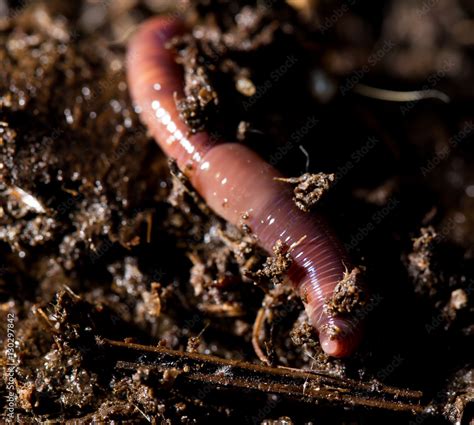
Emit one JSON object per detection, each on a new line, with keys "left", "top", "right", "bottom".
{"left": 127, "top": 17, "right": 363, "bottom": 357}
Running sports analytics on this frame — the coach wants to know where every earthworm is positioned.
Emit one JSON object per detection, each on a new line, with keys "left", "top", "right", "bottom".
{"left": 127, "top": 17, "right": 364, "bottom": 357}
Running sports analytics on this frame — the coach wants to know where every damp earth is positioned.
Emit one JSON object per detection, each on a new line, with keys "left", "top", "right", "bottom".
{"left": 1, "top": 0, "right": 473, "bottom": 423}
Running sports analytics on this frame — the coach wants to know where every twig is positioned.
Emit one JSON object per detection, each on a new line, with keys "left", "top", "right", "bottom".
{"left": 98, "top": 337, "right": 429, "bottom": 415}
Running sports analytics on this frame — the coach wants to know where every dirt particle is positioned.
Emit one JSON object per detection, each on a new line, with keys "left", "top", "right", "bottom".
{"left": 444, "top": 288, "right": 469, "bottom": 322}
{"left": 290, "top": 321, "right": 316, "bottom": 347}
{"left": 261, "top": 416, "right": 294, "bottom": 425}
{"left": 407, "top": 227, "right": 439, "bottom": 296}
{"left": 162, "top": 368, "right": 181, "bottom": 388}
{"left": 450, "top": 288, "right": 468, "bottom": 311}
{"left": 236, "top": 75, "right": 256, "bottom": 97}
{"left": 246, "top": 239, "right": 292, "bottom": 287}
{"left": 173, "top": 38, "right": 219, "bottom": 133}
{"left": 275, "top": 172, "right": 335, "bottom": 212}
{"left": 237, "top": 120, "right": 250, "bottom": 141}
{"left": 325, "top": 267, "right": 366, "bottom": 316}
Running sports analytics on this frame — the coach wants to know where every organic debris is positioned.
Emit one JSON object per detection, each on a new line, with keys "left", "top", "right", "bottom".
{"left": 325, "top": 267, "right": 367, "bottom": 316}
{"left": 1, "top": 0, "right": 473, "bottom": 423}
{"left": 275, "top": 173, "right": 335, "bottom": 212}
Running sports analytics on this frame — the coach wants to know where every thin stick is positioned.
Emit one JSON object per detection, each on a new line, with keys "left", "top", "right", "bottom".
{"left": 98, "top": 337, "right": 429, "bottom": 414}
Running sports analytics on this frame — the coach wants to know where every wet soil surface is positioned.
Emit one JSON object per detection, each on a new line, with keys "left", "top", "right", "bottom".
{"left": 0, "top": 0, "right": 473, "bottom": 423}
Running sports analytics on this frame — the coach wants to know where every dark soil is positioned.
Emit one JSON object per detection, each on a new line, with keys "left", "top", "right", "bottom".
{"left": 1, "top": 0, "right": 473, "bottom": 423}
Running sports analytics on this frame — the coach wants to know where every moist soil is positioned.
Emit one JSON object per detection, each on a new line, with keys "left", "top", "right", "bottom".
{"left": 1, "top": 0, "right": 473, "bottom": 423}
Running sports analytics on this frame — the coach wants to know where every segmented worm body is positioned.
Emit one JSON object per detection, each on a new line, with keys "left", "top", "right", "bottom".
{"left": 127, "top": 17, "right": 363, "bottom": 357}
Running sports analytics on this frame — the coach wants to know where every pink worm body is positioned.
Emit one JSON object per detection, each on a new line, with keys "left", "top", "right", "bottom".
{"left": 127, "top": 17, "right": 363, "bottom": 357}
